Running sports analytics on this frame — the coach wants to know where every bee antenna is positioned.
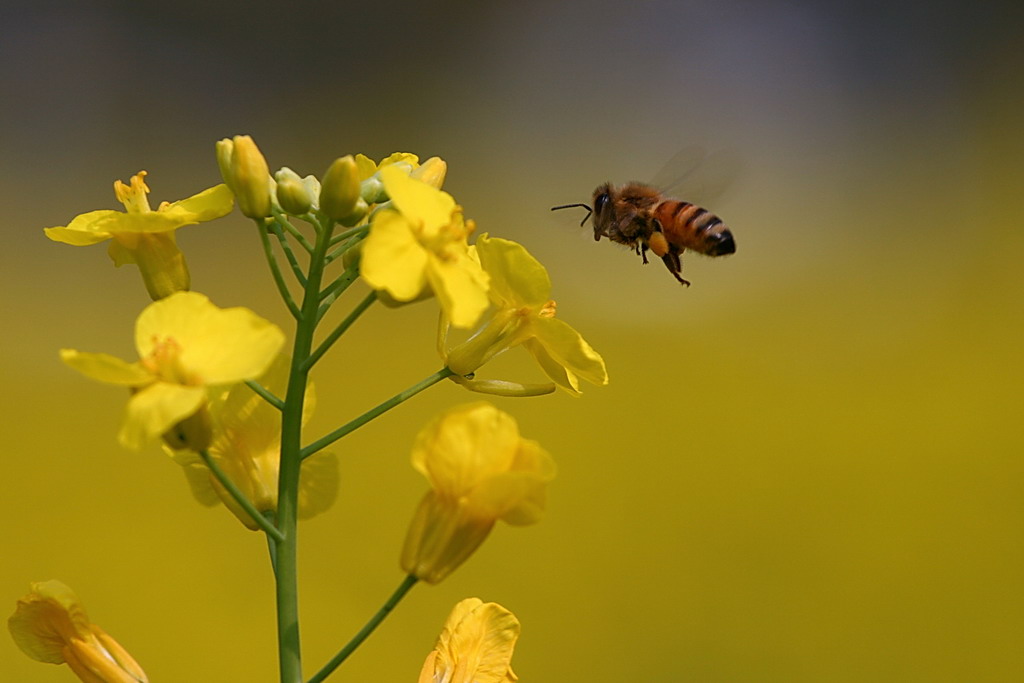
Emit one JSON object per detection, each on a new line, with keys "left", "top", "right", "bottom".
{"left": 550, "top": 202, "right": 593, "bottom": 226}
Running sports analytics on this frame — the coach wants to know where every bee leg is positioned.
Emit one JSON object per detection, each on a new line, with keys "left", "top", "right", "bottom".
{"left": 639, "top": 242, "right": 650, "bottom": 265}
{"left": 662, "top": 250, "right": 690, "bottom": 287}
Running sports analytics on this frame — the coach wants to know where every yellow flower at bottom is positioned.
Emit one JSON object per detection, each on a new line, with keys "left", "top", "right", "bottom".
{"left": 8, "top": 580, "right": 148, "bottom": 683}
{"left": 44, "top": 171, "right": 234, "bottom": 300}
{"left": 401, "top": 403, "right": 555, "bottom": 584}
{"left": 61, "top": 291, "right": 285, "bottom": 451}
{"left": 418, "top": 598, "right": 519, "bottom": 683}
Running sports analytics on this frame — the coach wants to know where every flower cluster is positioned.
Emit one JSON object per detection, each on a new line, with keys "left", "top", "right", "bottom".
{"left": 19, "top": 135, "right": 611, "bottom": 681}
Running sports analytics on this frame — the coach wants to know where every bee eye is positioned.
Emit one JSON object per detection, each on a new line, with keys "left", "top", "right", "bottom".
{"left": 594, "top": 193, "right": 610, "bottom": 214}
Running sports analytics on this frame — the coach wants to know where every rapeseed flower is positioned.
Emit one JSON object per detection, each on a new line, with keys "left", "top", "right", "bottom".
{"left": 443, "top": 235, "right": 608, "bottom": 395}
{"left": 167, "top": 355, "right": 338, "bottom": 529}
{"left": 417, "top": 598, "right": 519, "bottom": 683}
{"left": 360, "top": 167, "right": 489, "bottom": 328}
{"left": 401, "top": 403, "right": 555, "bottom": 584}
{"left": 8, "top": 580, "right": 148, "bottom": 683}
{"left": 44, "top": 172, "right": 233, "bottom": 300}
{"left": 61, "top": 291, "right": 285, "bottom": 451}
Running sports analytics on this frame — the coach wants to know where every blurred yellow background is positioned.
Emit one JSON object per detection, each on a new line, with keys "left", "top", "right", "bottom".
{"left": 3, "top": 1, "right": 1022, "bottom": 681}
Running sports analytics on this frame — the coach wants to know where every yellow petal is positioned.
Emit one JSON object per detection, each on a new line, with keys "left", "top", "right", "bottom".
{"left": 411, "top": 403, "right": 521, "bottom": 496}
{"left": 102, "top": 211, "right": 200, "bottom": 235}
{"left": 134, "top": 292, "right": 285, "bottom": 385}
{"left": 360, "top": 211, "right": 429, "bottom": 300}
{"left": 381, "top": 165, "right": 455, "bottom": 233}
{"left": 43, "top": 210, "right": 119, "bottom": 246}
{"left": 469, "top": 470, "right": 547, "bottom": 523}
{"left": 354, "top": 153, "right": 378, "bottom": 181}
{"left": 469, "top": 439, "right": 555, "bottom": 525}
{"left": 475, "top": 234, "right": 552, "bottom": 309}
{"left": 410, "top": 156, "right": 448, "bottom": 189}
{"left": 8, "top": 580, "right": 92, "bottom": 664}
{"left": 418, "top": 650, "right": 440, "bottom": 683}
{"left": 119, "top": 383, "right": 205, "bottom": 450}
{"left": 530, "top": 317, "right": 608, "bottom": 387}
{"left": 60, "top": 350, "right": 153, "bottom": 386}
{"left": 377, "top": 152, "right": 420, "bottom": 169}
{"left": 65, "top": 626, "right": 149, "bottom": 683}
{"left": 438, "top": 600, "right": 520, "bottom": 683}
{"left": 163, "top": 183, "right": 235, "bottom": 222}
{"left": 425, "top": 253, "right": 490, "bottom": 329}
{"left": 298, "top": 451, "right": 340, "bottom": 520}
{"left": 166, "top": 447, "right": 222, "bottom": 507}
{"left": 401, "top": 491, "right": 496, "bottom": 584}
{"left": 522, "top": 338, "right": 580, "bottom": 395}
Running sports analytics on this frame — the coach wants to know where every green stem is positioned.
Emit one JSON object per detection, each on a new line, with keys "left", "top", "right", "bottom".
{"left": 269, "top": 221, "right": 309, "bottom": 286}
{"left": 198, "top": 449, "right": 284, "bottom": 543}
{"left": 245, "top": 379, "right": 284, "bottom": 411}
{"left": 275, "top": 217, "right": 336, "bottom": 683}
{"left": 265, "top": 511, "right": 279, "bottom": 578}
{"left": 328, "top": 224, "right": 369, "bottom": 247}
{"left": 306, "top": 575, "right": 419, "bottom": 683}
{"left": 304, "top": 291, "right": 377, "bottom": 372}
{"left": 301, "top": 367, "right": 454, "bottom": 460}
{"left": 317, "top": 257, "right": 362, "bottom": 319}
{"left": 258, "top": 220, "right": 302, "bottom": 320}
{"left": 325, "top": 228, "right": 369, "bottom": 265}
{"left": 273, "top": 210, "right": 314, "bottom": 253}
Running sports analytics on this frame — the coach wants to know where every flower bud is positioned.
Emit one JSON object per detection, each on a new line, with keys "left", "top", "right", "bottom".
{"left": 215, "top": 138, "right": 234, "bottom": 188}
{"left": 274, "top": 167, "right": 313, "bottom": 215}
{"left": 340, "top": 238, "right": 363, "bottom": 272}
{"left": 360, "top": 175, "right": 388, "bottom": 204}
{"left": 410, "top": 156, "right": 448, "bottom": 189}
{"left": 223, "top": 135, "right": 271, "bottom": 218}
{"left": 338, "top": 197, "right": 369, "bottom": 226}
{"left": 319, "top": 155, "right": 360, "bottom": 220}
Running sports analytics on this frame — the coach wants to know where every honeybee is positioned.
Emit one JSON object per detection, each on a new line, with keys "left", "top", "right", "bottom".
{"left": 551, "top": 181, "right": 735, "bottom": 286}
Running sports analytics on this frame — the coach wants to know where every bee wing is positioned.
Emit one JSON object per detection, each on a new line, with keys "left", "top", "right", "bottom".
{"left": 650, "top": 145, "right": 707, "bottom": 191}
{"left": 653, "top": 146, "right": 742, "bottom": 206}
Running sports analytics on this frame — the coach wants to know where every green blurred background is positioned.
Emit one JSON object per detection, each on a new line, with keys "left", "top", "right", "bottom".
{"left": 3, "top": 1, "right": 1022, "bottom": 681}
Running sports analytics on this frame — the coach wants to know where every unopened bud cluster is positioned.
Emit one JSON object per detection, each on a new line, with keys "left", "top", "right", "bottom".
{"left": 216, "top": 137, "right": 447, "bottom": 227}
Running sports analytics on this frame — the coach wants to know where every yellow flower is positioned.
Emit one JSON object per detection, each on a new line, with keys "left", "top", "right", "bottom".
{"left": 418, "top": 598, "right": 520, "bottom": 683}
{"left": 44, "top": 172, "right": 234, "bottom": 300}
{"left": 443, "top": 234, "right": 608, "bottom": 395}
{"left": 61, "top": 291, "right": 285, "bottom": 451}
{"left": 360, "top": 167, "right": 489, "bottom": 328}
{"left": 401, "top": 403, "right": 555, "bottom": 584}
{"left": 166, "top": 355, "right": 338, "bottom": 530}
{"left": 8, "top": 580, "right": 148, "bottom": 683}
